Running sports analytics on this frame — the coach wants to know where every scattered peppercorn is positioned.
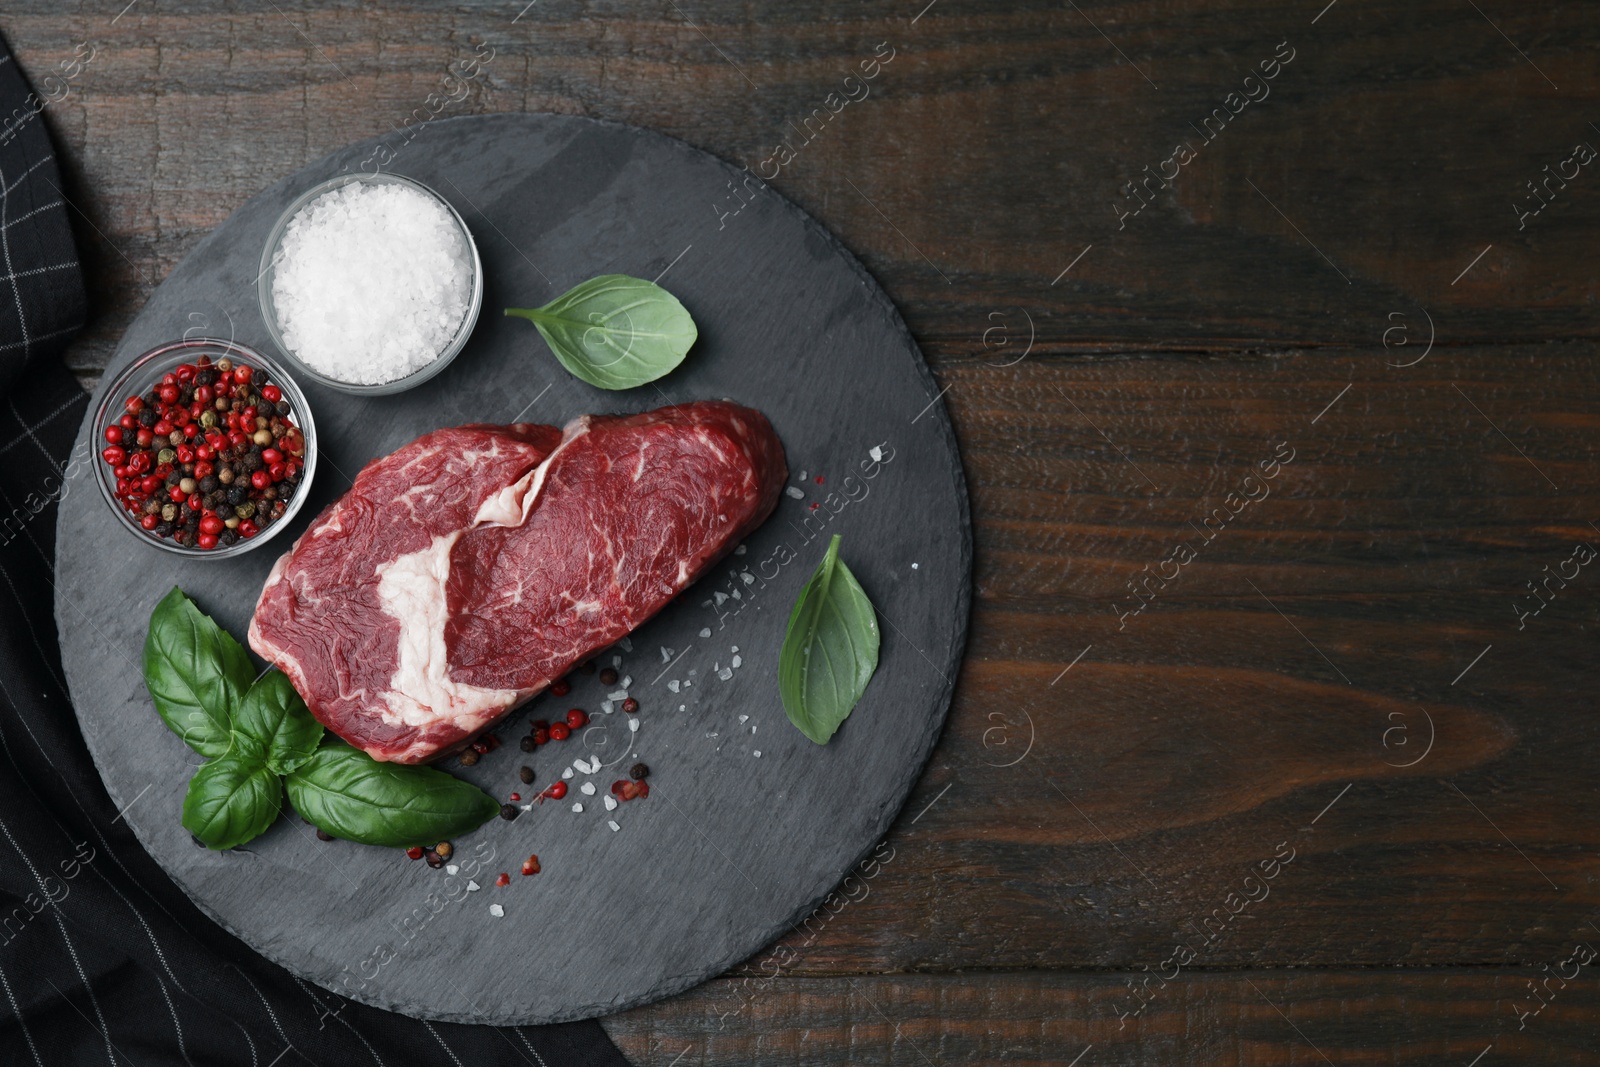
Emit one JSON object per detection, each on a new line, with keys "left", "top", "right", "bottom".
{"left": 550, "top": 678, "right": 571, "bottom": 697}
{"left": 495, "top": 872, "right": 510, "bottom": 888}
{"left": 315, "top": 828, "right": 334, "bottom": 842}
{"left": 548, "top": 722, "right": 570, "bottom": 741}
{"left": 622, "top": 697, "right": 639, "bottom": 714}
{"left": 499, "top": 803, "right": 520, "bottom": 821}
{"left": 459, "top": 749, "right": 480, "bottom": 766}
{"left": 425, "top": 850, "right": 444, "bottom": 869}
{"left": 519, "top": 735, "right": 536, "bottom": 752}
{"left": 565, "top": 708, "right": 588, "bottom": 729}
{"left": 630, "top": 762, "right": 650, "bottom": 780}
{"left": 543, "top": 781, "right": 568, "bottom": 801}
{"left": 599, "top": 667, "right": 619, "bottom": 686}
{"left": 435, "top": 841, "right": 453, "bottom": 859}
{"left": 521, "top": 855, "right": 540, "bottom": 876}
{"left": 518, "top": 766, "right": 535, "bottom": 784}
{"left": 406, "top": 846, "right": 425, "bottom": 860}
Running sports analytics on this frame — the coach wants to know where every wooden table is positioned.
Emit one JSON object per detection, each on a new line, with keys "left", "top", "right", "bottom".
{"left": 6, "top": 1, "right": 1598, "bottom": 1062}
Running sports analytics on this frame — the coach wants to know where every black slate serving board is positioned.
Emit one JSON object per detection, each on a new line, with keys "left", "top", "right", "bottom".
{"left": 54, "top": 114, "right": 970, "bottom": 1024}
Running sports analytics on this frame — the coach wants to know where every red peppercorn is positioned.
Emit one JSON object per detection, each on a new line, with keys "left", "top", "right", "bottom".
{"left": 140, "top": 476, "right": 161, "bottom": 494}
{"left": 194, "top": 385, "right": 213, "bottom": 405}
{"left": 261, "top": 447, "right": 281, "bottom": 465}
{"left": 239, "top": 520, "right": 259, "bottom": 537}
{"left": 168, "top": 485, "right": 186, "bottom": 503}
{"left": 546, "top": 781, "right": 568, "bottom": 800}
{"left": 509, "top": 793, "right": 521, "bottom": 803}
{"left": 194, "top": 461, "right": 214, "bottom": 479}
{"left": 125, "top": 396, "right": 144, "bottom": 415}
{"left": 269, "top": 462, "right": 287, "bottom": 482}
{"left": 135, "top": 428, "right": 154, "bottom": 448}
{"left": 197, "top": 533, "right": 219, "bottom": 550}
{"left": 261, "top": 384, "right": 282, "bottom": 403}
{"left": 531, "top": 727, "right": 548, "bottom": 746}
{"left": 159, "top": 384, "right": 179, "bottom": 405}
{"left": 175, "top": 363, "right": 196, "bottom": 382}
{"left": 494, "top": 872, "right": 510, "bottom": 887}
{"left": 101, "top": 445, "right": 125, "bottom": 466}
{"left": 234, "top": 364, "right": 254, "bottom": 384}
{"left": 104, "top": 426, "right": 123, "bottom": 444}
{"left": 152, "top": 419, "right": 173, "bottom": 436}
{"left": 550, "top": 678, "right": 571, "bottom": 697}
{"left": 406, "top": 846, "right": 424, "bottom": 860}
{"left": 548, "top": 722, "right": 570, "bottom": 741}
{"left": 141, "top": 514, "right": 159, "bottom": 531}
{"left": 621, "top": 697, "right": 639, "bottom": 714}
{"left": 521, "top": 855, "right": 540, "bottom": 876}
{"left": 187, "top": 492, "right": 203, "bottom": 511}
{"left": 565, "top": 708, "right": 588, "bottom": 729}
{"left": 200, "top": 515, "right": 224, "bottom": 535}
{"left": 251, "top": 470, "right": 272, "bottom": 490}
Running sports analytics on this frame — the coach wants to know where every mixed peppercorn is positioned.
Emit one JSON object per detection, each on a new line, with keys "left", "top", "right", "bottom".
{"left": 102, "top": 354, "right": 306, "bottom": 550}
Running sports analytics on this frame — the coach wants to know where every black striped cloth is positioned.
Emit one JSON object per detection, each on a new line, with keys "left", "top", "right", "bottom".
{"left": 0, "top": 33, "right": 630, "bottom": 1067}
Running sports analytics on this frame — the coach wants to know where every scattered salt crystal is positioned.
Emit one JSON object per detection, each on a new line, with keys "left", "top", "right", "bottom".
{"left": 785, "top": 486, "right": 805, "bottom": 499}
{"left": 713, "top": 662, "right": 720, "bottom": 672}
{"left": 688, "top": 668, "right": 698, "bottom": 676}
{"left": 603, "top": 700, "right": 615, "bottom": 713}
{"left": 618, "top": 637, "right": 633, "bottom": 652}
{"left": 911, "top": 562, "right": 920, "bottom": 570}
{"left": 731, "top": 645, "right": 739, "bottom": 653}
{"left": 661, "top": 647, "right": 674, "bottom": 663}
{"left": 751, "top": 725, "right": 757, "bottom": 734}
{"left": 561, "top": 767, "right": 574, "bottom": 780}
{"left": 869, "top": 446, "right": 883, "bottom": 462}
{"left": 699, "top": 627, "right": 712, "bottom": 638}
{"left": 741, "top": 572, "right": 755, "bottom": 585}
{"left": 604, "top": 794, "right": 618, "bottom": 811}
{"left": 612, "top": 654, "right": 622, "bottom": 667}
{"left": 753, "top": 750, "right": 762, "bottom": 758}
{"left": 738, "top": 714, "right": 749, "bottom": 724}
{"left": 714, "top": 591, "right": 728, "bottom": 606}
{"left": 270, "top": 180, "right": 472, "bottom": 385}
{"left": 621, "top": 675, "right": 632, "bottom": 688}
{"left": 446, "top": 864, "right": 459, "bottom": 875}
{"left": 797, "top": 470, "right": 808, "bottom": 481}
{"left": 571, "top": 802, "right": 584, "bottom": 813}
{"left": 717, "top": 667, "right": 733, "bottom": 681}
{"left": 489, "top": 903, "right": 504, "bottom": 917}
{"left": 467, "top": 880, "right": 480, "bottom": 892}
{"left": 608, "top": 820, "right": 621, "bottom": 832}
{"left": 608, "top": 689, "right": 628, "bottom": 701}
{"left": 731, "top": 655, "right": 742, "bottom": 669}
{"left": 580, "top": 781, "right": 596, "bottom": 796}
{"left": 668, "top": 680, "right": 680, "bottom": 693}
{"left": 679, "top": 704, "right": 686, "bottom": 712}
{"left": 734, "top": 545, "right": 747, "bottom": 556}
{"left": 628, "top": 719, "right": 639, "bottom": 733}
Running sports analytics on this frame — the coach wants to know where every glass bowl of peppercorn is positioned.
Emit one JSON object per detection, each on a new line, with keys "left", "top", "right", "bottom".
{"left": 91, "top": 337, "right": 318, "bottom": 557}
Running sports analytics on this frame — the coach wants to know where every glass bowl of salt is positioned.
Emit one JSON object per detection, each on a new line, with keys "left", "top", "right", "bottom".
{"left": 257, "top": 172, "right": 484, "bottom": 396}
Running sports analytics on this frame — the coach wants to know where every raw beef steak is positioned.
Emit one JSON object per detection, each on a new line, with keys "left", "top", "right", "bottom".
{"left": 250, "top": 402, "right": 785, "bottom": 763}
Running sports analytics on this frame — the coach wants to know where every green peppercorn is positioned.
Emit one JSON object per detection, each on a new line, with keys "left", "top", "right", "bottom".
{"left": 234, "top": 501, "right": 255, "bottom": 520}
{"left": 168, "top": 430, "right": 185, "bottom": 446}
{"left": 161, "top": 503, "right": 178, "bottom": 522}
{"left": 158, "top": 448, "right": 176, "bottom": 465}
{"left": 199, "top": 411, "right": 217, "bottom": 429}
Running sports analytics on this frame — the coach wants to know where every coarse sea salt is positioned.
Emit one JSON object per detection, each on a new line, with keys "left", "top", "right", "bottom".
{"left": 270, "top": 181, "right": 471, "bottom": 385}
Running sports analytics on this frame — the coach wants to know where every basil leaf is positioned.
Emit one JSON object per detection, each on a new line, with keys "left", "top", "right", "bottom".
{"left": 144, "top": 586, "right": 255, "bottom": 758}
{"left": 286, "top": 743, "right": 501, "bottom": 847}
{"left": 778, "top": 535, "right": 880, "bottom": 744}
{"left": 505, "top": 274, "right": 696, "bottom": 390}
{"left": 182, "top": 751, "right": 284, "bottom": 850}
{"left": 232, "top": 670, "right": 323, "bottom": 776}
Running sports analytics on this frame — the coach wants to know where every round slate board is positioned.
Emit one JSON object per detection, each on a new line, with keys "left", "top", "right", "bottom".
{"left": 55, "top": 113, "right": 970, "bottom": 1024}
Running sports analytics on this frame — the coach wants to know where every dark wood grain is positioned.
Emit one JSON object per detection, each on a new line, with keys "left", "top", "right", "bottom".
{"left": 3, "top": 0, "right": 1598, "bottom": 1061}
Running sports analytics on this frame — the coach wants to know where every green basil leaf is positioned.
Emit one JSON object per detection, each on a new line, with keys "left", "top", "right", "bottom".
{"left": 505, "top": 274, "right": 696, "bottom": 390}
{"left": 286, "top": 743, "right": 501, "bottom": 847}
{"left": 232, "top": 670, "right": 324, "bottom": 776}
{"left": 143, "top": 586, "right": 255, "bottom": 758}
{"left": 181, "top": 751, "right": 284, "bottom": 850}
{"left": 778, "top": 535, "right": 880, "bottom": 744}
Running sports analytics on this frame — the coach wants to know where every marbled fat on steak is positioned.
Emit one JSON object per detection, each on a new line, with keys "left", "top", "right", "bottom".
{"left": 249, "top": 402, "right": 786, "bottom": 763}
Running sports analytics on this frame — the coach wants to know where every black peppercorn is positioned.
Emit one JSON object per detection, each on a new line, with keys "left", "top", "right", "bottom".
{"left": 227, "top": 486, "right": 249, "bottom": 505}
{"left": 220, "top": 528, "right": 240, "bottom": 546}
{"left": 518, "top": 766, "right": 535, "bottom": 784}
{"left": 425, "top": 850, "right": 444, "bottom": 869}
{"left": 629, "top": 762, "right": 649, "bottom": 780}
{"left": 214, "top": 503, "right": 233, "bottom": 520}
{"left": 138, "top": 408, "right": 157, "bottom": 428}
{"left": 518, "top": 735, "right": 536, "bottom": 752}
{"left": 199, "top": 474, "right": 219, "bottom": 493}
{"left": 154, "top": 521, "right": 175, "bottom": 537}
{"left": 275, "top": 399, "right": 290, "bottom": 415}
{"left": 498, "top": 803, "right": 520, "bottom": 821}
{"left": 599, "top": 667, "right": 618, "bottom": 685}
{"left": 315, "top": 828, "right": 333, "bottom": 842}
